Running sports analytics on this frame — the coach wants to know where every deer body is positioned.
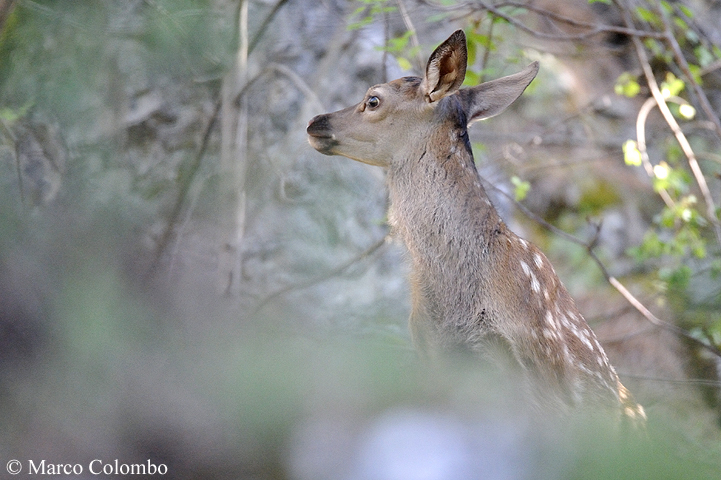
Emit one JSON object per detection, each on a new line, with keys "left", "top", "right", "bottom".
{"left": 307, "top": 31, "right": 644, "bottom": 420}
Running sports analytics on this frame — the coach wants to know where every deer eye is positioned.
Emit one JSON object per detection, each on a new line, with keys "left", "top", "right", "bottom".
{"left": 367, "top": 96, "right": 380, "bottom": 109}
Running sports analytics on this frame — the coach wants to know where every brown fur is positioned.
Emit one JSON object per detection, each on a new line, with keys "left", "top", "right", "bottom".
{"left": 307, "top": 30, "right": 644, "bottom": 421}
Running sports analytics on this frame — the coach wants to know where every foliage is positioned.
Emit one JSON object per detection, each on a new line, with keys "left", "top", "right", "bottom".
{"left": 616, "top": 1, "right": 721, "bottom": 343}
{"left": 348, "top": 0, "right": 397, "bottom": 31}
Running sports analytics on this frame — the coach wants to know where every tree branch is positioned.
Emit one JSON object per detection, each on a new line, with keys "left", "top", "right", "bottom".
{"left": 251, "top": 236, "right": 389, "bottom": 318}
{"left": 418, "top": 0, "right": 667, "bottom": 41}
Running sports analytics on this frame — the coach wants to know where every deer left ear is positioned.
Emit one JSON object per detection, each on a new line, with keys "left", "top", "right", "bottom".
{"left": 459, "top": 61, "right": 539, "bottom": 124}
{"left": 420, "top": 30, "right": 468, "bottom": 103}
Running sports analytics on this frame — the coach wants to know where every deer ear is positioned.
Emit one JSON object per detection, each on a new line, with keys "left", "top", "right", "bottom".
{"left": 420, "top": 30, "right": 467, "bottom": 103}
{"left": 459, "top": 61, "right": 539, "bottom": 124}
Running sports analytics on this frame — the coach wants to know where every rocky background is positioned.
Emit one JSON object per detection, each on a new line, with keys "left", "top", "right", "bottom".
{"left": 1, "top": 0, "right": 720, "bottom": 478}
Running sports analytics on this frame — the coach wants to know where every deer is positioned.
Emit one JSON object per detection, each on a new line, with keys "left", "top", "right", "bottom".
{"left": 307, "top": 30, "right": 645, "bottom": 422}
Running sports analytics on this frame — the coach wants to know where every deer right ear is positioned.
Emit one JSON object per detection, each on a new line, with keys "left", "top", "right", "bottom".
{"left": 420, "top": 30, "right": 468, "bottom": 103}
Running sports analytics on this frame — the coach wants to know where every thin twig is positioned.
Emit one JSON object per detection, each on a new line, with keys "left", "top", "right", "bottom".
{"left": 251, "top": 236, "right": 389, "bottom": 318}
{"left": 266, "top": 63, "right": 325, "bottom": 113}
{"left": 418, "top": 0, "right": 667, "bottom": 41}
{"left": 700, "top": 59, "right": 721, "bottom": 76}
{"left": 660, "top": 9, "right": 721, "bottom": 141}
{"left": 395, "top": 0, "right": 424, "bottom": 71}
{"left": 146, "top": 98, "right": 222, "bottom": 279}
{"left": 248, "top": 0, "right": 289, "bottom": 54}
{"left": 604, "top": 270, "right": 721, "bottom": 358}
{"left": 635, "top": 96, "right": 675, "bottom": 208}
{"left": 598, "top": 325, "right": 659, "bottom": 345}
{"left": 479, "top": 16, "right": 495, "bottom": 84}
{"left": 495, "top": 0, "right": 667, "bottom": 39}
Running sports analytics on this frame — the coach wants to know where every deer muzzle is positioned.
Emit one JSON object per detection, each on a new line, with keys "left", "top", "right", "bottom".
{"left": 307, "top": 114, "right": 338, "bottom": 155}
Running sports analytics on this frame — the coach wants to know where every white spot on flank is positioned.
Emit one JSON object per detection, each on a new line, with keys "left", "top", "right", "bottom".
{"left": 545, "top": 310, "right": 556, "bottom": 328}
{"left": 520, "top": 261, "right": 531, "bottom": 277}
{"left": 578, "top": 331, "right": 594, "bottom": 351}
{"left": 534, "top": 252, "right": 544, "bottom": 268}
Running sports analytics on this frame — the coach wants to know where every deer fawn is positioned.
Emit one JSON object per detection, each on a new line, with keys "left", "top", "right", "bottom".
{"left": 307, "top": 30, "right": 645, "bottom": 421}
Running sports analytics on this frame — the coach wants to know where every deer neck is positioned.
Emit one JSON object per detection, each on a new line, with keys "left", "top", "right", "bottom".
{"left": 386, "top": 109, "right": 503, "bottom": 298}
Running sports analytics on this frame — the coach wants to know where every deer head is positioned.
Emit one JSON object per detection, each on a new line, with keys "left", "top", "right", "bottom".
{"left": 307, "top": 30, "right": 538, "bottom": 168}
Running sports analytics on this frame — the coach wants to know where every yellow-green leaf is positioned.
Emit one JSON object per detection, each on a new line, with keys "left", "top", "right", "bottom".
{"left": 510, "top": 175, "right": 530, "bottom": 201}
{"left": 397, "top": 57, "right": 412, "bottom": 71}
{"left": 623, "top": 140, "right": 642, "bottom": 166}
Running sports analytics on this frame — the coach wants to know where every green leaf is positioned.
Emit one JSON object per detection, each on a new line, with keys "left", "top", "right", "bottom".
{"left": 678, "top": 103, "right": 696, "bottom": 119}
{"left": 471, "top": 143, "right": 487, "bottom": 166}
{"left": 684, "top": 27, "right": 698, "bottom": 43}
{"left": 714, "top": 45, "right": 721, "bottom": 60}
{"left": 463, "top": 70, "right": 481, "bottom": 87}
{"left": 673, "top": 17, "right": 689, "bottom": 32}
{"left": 659, "top": 264, "right": 692, "bottom": 290}
{"left": 635, "top": 7, "right": 658, "bottom": 24}
{"left": 661, "top": 72, "right": 685, "bottom": 98}
{"left": 694, "top": 46, "right": 714, "bottom": 68}
{"left": 687, "top": 63, "right": 703, "bottom": 86}
{"left": 614, "top": 72, "right": 640, "bottom": 97}
{"left": 623, "top": 140, "right": 642, "bottom": 166}
{"left": 347, "top": 0, "right": 396, "bottom": 30}
{"left": 0, "top": 102, "right": 31, "bottom": 124}
{"left": 0, "top": 107, "right": 21, "bottom": 123}
{"left": 510, "top": 175, "right": 530, "bottom": 201}
{"left": 678, "top": 4, "right": 694, "bottom": 18}
{"left": 396, "top": 57, "right": 412, "bottom": 71}
{"left": 660, "top": 1, "right": 674, "bottom": 15}
{"left": 386, "top": 31, "right": 411, "bottom": 53}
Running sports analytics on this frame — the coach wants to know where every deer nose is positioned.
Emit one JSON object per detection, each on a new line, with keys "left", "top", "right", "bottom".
{"left": 307, "top": 114, "right": 332, "bottom": 138}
